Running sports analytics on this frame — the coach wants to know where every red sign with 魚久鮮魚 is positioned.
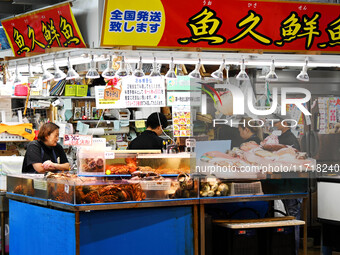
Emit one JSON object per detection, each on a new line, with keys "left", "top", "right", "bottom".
{"left": 2, "top": 3, "right": 86, "bottom": 57}
{"left": 101, "top": 0, "right": 340, "bottom": 53}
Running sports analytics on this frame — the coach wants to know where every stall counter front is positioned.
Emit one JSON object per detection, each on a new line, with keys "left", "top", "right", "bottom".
{"left": 7, "top": 194, "right": 199, "bottom": 255}
{"left": 7, "top": 188, "right": 309, "bottom": 255}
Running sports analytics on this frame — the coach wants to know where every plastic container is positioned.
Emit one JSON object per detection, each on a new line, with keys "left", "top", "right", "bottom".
{"left": 76, "top": 84, "right": 88, "bottom": 97}
{"left": 65, "top": 84, "right": 76, "bottom": 96}
{"left": 78, "top": 149, "right": 105, "bottom": 175}
{"left": 229, "top": 181, "right": 263, "bottom": 196}
{"left": 138, "top": 180, "right": 171, "bottom": 200}
{"left": 14, "top": 84, "right": 28, "bottom": 96}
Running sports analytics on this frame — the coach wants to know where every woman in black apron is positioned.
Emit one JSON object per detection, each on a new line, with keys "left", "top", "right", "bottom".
{"left": 22, "top": 123, "right": 69, "bottom": 173}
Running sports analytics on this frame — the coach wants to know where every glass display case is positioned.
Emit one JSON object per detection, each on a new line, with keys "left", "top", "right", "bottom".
{"left": 7, "top": 174, "right": 47, "bottom": 199}
{"left": 7, "top": 151, "right": 199, "bottom": 204}
{"left": 104, "top": 151, "right": 194, "bottom": 175}
{"left": 47, "top": 175, "right": 145, "bottom": 204}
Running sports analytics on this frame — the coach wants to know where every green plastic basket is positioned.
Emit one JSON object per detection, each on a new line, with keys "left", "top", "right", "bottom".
{"left": 76, "top": 85, "right": 88, "bottom": 97}
{"left": 64, "top": 84, "right": 76, "bottom": 96}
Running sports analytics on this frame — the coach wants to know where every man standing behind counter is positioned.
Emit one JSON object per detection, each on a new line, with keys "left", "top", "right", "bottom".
{"left": 273, "top": 117, "right": 301, "bottom": 150}
{"left": 128, "top": 112, "right": 168, "bottom": 151}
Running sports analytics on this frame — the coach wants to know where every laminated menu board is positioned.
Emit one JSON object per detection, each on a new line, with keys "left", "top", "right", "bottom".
{"left": 173, "top": 105, "right": 192, "bottom": 137}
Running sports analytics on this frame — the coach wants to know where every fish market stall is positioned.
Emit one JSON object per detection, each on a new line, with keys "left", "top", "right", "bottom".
{"left": 7, "top": 145, "right": 312, "bottom": 255}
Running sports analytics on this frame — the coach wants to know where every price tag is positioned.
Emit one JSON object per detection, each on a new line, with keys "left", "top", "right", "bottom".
{"left": 33, "top": 179, "right": 47, "bottom": 191}
{"left": 104, "top": 151, "right": 115, "bottom": 159}
{"left": 135, "top": 120, "right": 145, "bottom": 129}
{"left": 64, "top": 184, "right": 69, "bottom": 194}
{"left": 63, "top": 134, "right": 92, "bottom": 146}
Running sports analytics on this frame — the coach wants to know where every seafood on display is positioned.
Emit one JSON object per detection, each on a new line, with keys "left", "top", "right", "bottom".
{"left": 200, "top": 134, "right": 315, "bottom": 171}
{"left": 45, "top": 172, "right": 145, "bottom": 204}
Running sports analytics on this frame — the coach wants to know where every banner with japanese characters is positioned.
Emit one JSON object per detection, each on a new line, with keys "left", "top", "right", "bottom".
{"left": 101, "top": 0, "right": 340, "bottom": 52}
{"left": 2, "top": 3, "right": 86, "bottom": 57}
{"left": 95, "top": 77, "right": 166, "bottom": 109}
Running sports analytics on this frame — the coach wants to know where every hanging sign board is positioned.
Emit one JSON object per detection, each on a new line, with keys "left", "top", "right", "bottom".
{"left": 2, "top": 3, "right": 86, "bottom": 57}
{"left": 63, "top": 134, "right": 92, "bottom": 146}
{"left": 101, "top": 0, "right": 340, "bottom": 53}
{"left": 95, "top": 77, "right": 166, "bottom": 109}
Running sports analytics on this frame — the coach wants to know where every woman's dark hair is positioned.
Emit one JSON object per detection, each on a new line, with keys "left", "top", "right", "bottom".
{"left": 147, "top": 112, "right": 168, "bottom": 129}
{"left": 38, "top": 122, "right": 60, "bottom": 142}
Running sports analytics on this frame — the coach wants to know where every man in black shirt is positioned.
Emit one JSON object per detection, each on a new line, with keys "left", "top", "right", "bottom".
{"left": 129, "top": 112, "right": 168, "bottom": 151}
{"left": 274, "top": 119, "right": 301, "bottom": 150}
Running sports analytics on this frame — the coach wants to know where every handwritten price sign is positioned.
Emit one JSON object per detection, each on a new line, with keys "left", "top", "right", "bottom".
{"left": 63, "top": 134, "right": 92, "bottom": 146}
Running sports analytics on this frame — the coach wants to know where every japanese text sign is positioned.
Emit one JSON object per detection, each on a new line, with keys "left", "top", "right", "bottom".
{"left": 2, "top": 3, "right": 86, "bottom": 57}
{"left": 101, "top": 0, "right": 340, "bottom": 52}
{"left": 95, "top": 76, "right": 166, "bottom": 109}
{"left": 63, "top": 134, "right": 92, "bottom": 146}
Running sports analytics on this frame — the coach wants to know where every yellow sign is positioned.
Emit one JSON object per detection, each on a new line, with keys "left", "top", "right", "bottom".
{"left": 101, "top": 0, "right": 165, "bottom": 47}
{"left": 135, "top": 120, "right": 146, "bottom": 129}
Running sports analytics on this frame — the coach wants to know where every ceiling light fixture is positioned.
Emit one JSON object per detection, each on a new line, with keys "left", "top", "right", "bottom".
{"left": 265, "top": 59, "right": 278, "bottom": 81}
{"left": 296, "top": 58, "right": 309, "bottom": 82}
{"left": 189, "top": 59, "right": 202, "bottom": 79}
{"left": 53, "top": 58, "right": 66, "bottom": 81}
{"left": 149, "top": 57, "right": 161, "bottom": 77}
{"left": 116, "top": 56, "right": 128, "bottom": 77}
{"left": 236, "top": 58, "right": 249, "bottom": 81}
{"left": 28, "top": 60, "right": 34, "bottom": 78}
{"left": 41, "top": 60, "right": 54, "bottom": 82}
{"left": 211, "top": 59, "right": 225, "bottom": 81}
{"left": 86, "top": 54, "right": 100, "bottom": 79}
{"left": 102, "top": 55, "right": 116, "bottom": 79}
{"left": 133, "top": 56, "right": 145, "bottom": 77}
{"left": 66, "top": 55, "right": 80, "bottom": 80}
{"left": 165, "top": 57, "right": 176, "bottom": 79}
{"left": 13, "top": 62, "right": 22, "bottom": 85}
